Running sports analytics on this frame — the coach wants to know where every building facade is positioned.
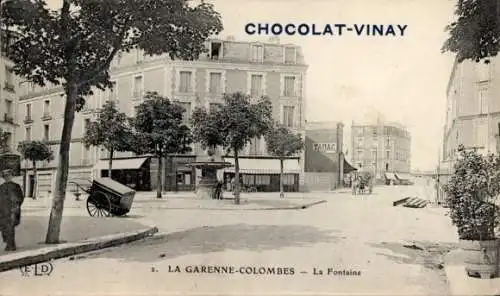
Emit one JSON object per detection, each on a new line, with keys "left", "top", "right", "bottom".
{"left": 16, "top": 37, "right": 308, "bottom": 196}
{"left": 303, "top": 121, "right": 347, "bottom": 191}
{"left": 0, "top": 50, "right": 19, "bottom": 154}
{"left": 350, "top": 119, "right": 411, "bottom": 179}
{"left": 442, "top": 57, "right": 500, "bottom": 172}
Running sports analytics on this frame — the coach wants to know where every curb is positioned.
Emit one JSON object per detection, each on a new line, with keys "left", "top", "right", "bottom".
{"left": 138, "top": 200, "right": 328, "bottom": 211}
{"left": 0, "top": 227, "right": 158, "bottom": 273}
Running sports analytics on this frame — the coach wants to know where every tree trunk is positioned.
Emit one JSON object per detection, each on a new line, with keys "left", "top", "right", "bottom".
{"left": 108, "top": 148, "right": 113, "bottom": 180}
{"left": 45, "top": 85, "right": 77, "bottom": 244}
{"left": 279, "top": 158, "right": 284, "bottom": 198}
{"left": 234, "top": 149, "right": 240, "bottom": 205}
{"left": 32, "top": 160, "right": 37, "bottom": 200}
{"left": 156, "top": 152, "right": 162, "bottom": 199}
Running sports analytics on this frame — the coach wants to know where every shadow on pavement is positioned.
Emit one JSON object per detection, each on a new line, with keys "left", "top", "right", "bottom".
{"left": 0, "top": 215, "right": 149, "bottom": 256}
{"left": 369, "top": 240, "right": 459, "bottom": 270}
{"left": 78, "top": 224, "right": 339, "bottom": 262}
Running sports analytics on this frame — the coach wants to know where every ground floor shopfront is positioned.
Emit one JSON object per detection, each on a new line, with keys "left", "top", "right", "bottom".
{"left": 20, "top": 154, "right": 305, "bottom": 195}
{"left": 222, "top": 156, "right": 302, "bottom": 192}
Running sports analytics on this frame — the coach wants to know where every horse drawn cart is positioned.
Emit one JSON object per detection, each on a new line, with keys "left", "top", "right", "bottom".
{"left": 69, "top": 178, "right": 136, "bottom": 217}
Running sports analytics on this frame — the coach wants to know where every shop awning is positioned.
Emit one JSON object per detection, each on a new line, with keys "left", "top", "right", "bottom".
{"left": 395, "top": 173, "right": 411, "bottom": 180}
{"left": 223, "top": 158, "right": 301, "bottom": 174}
{"left": 94, "top": 157, "right": 148, "bottom": 170}
{"left": 385, "top": 172, "right": 397, "bottom": 180}
{"left": 343, "top": 159, "right": 357, "bottom": 174}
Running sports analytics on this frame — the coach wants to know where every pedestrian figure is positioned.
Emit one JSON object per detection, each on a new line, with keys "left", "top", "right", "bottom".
{"left": 0, "top": 169, "right": 25, "bottom": 251}
{"left": 230, "top": 177, "right": 236, "bottom": 195}
{"left": 351, "top": 174, "right": 359, "bottom": 196}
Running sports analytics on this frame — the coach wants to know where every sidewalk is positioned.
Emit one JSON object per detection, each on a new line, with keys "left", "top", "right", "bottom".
{"left": 22, "top": 191, "right": 329, "bottom": 211}
{"left": 0, "top": 215, "right": 157, "bottom": 272}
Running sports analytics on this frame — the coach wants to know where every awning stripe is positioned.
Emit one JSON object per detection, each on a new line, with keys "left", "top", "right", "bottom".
{"left": 94, "top": 157, "right": 148, "bottom": 170}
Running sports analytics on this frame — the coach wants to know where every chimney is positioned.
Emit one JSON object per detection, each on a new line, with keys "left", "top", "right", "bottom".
{"left": 226, "top": 35, "right": 235, "bottom": 41}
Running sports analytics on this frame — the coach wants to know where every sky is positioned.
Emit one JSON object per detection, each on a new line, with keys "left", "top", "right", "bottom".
{"left": 206, "top": 0, "right": 457, "bottom": 171}
{"left": 45, "top": 0, "right": 458, "bottom": 171}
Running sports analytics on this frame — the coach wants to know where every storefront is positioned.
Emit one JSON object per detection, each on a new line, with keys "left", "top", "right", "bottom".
{"left": 94, "top": 156, "right": 151, "bottom": 191}
{"left": 164, "top": 155, "right": 196, "bottom": 191}
{"left": 303, "top": 122, "right": 345, "bottom": 191}
{"left": 222, "top": 156, "right": 301, "bottom": 192}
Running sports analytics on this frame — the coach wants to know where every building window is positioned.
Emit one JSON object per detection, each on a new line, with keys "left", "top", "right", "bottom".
{"left": 136, "top": 49, "right": 144, "bottom": 63}
{"left": 4, "top": 99, "right": 12, "bottom": 122}
{"left": 251, "top": 44, "right": 263, "bottom": 63}
{"left": 250, "top": 74, "right": 263, "bottom": 97}
{"left": 478, "top": 89, "right": 488, "bottom": 114}
{"left": 177, "top": 102, "right": 191, "bottom": 125}
{"left": 282, "top": 106, "right": 294, "bottom": 128}
{"left": 209, "top": 72, "right": 222, "bottom": 94}
{"left": 43, "top": 100, "right": 50, "bottom": 116}
{"left": 355, "top": 136, "right": 364, "bottom": 147}
{"left": 25, "top": 127, "right": 31, "bottom": 141}
{"left": 284, "top": 47, "right": 296, "bottom": 64}
{"left": 283, "top": 76, "right": 296, "bottom": 97}
{"left": 25, "top": 104, "right": 31, "bottom": 120}
{"left": 385, "top": 138, "right": 391, "bottom": 147}
{"left": 105, "top": 81, "right": 117, "bottom": 102}
{"left": 210, "top": 42, "right": 222, "bottom": 60}
{"left": 84, "top": 118, "right": 90, "bottom": 134}
{"left": 179, "top": 71, "right": 192, "bottom": 93}
{"left": 133, "top": 76, "right": 143, "bottom": 98}
{"left": 371, "top": 149, "right": 377, "bottom": 159}
{"left": 255, "top": 175, "right": 270, "bottom": 185}
{"left": 4, "top": 66, "right": 14, "bottom": 91}
{"left": 113, "top": 51, "right": 122, "bottom": 68}
{"left": 386, "top": 150, "right": 390, "bottom": 159}
{"left": 475, "top": 62, "right": 490, "bottom": 82}
{"left": 43, "top": 124, "right": 50, "bottom": 141}
{"left": 209, "top": 103, "right": 222, "bottom": 113}
{"left": 249, "top": 137, "right": 260, "bottom": 155}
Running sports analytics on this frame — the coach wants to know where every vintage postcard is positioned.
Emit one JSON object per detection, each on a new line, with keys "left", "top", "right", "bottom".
{"left": 0, "top": 0, "right": 499, "bottom": 295}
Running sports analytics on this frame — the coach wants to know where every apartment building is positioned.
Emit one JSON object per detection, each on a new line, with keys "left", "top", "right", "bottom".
{"left": 17, "top": 37, "right": 308, "bottom": 196}
{"left": 442, "top": 57, "right": 500, "bottom": 174}
{"left": 0, "top": 49, "right": 19, "bottom": 154}
{"left": 303, "top": 121, "right": 354, "bottom": 191}
{"left": 350, "top": 118, "right": 411, "bottom": 179}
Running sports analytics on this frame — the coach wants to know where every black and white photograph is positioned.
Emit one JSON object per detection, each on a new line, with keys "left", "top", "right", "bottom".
{"left": 0, "top": 0, "right": 499, "bottom": 295}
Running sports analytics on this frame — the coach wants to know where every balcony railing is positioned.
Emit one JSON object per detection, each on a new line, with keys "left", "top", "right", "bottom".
{"left": 24, "top": 116, "right": 33, "bottom": 124}
{"left": 41, "top": 113, "right": 52, "bottom": 120}
{"left": 3, "top": 113, "right": 13, "bottom": 124}
{"left": 3, "top": 82, "right": 14, "bottom": 92}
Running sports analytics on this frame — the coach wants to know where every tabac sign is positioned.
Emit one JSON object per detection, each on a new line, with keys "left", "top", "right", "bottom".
{"left": 312, "top": 143, "right": 337, "bottom": 153}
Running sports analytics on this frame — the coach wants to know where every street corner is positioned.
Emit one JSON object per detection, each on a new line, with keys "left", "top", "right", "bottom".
{"left": 0, "top": 226, "right": 159, "bottom": 273}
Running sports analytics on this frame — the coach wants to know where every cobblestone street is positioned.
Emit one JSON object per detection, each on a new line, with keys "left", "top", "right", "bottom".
{"left": 0, "top": 185, "right": 458, "bottom": 295}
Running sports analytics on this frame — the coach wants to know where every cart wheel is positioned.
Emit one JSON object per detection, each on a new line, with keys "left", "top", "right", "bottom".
{"left": 87, "top": 192, "right": 112, "bottom": 217}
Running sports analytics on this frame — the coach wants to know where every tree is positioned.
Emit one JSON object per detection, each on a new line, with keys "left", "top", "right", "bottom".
{"left": 1, "top": 0, "right": 222, "bottom": 243}
{"left": 264, "top": 123, "right": 304, "bottom": 198}
{"left": 191, "top": 104, "right": 225, "bottom": 155}
{"left": 84, "top": 100, "right": 131, "bottom": 179}
{"left": 217, "top": 92, "right": 273, "bottom": 204}
{"left": 131, "top": 91, "right": 193, "bottom": 199}
{"left": 442, "top": 0, "right": 500, "bottom": 63}
{"left": 17, "top": 140, "right": 54, "bottom": 199}
{"left": 0, "top": 127, "right": 11, "bottom": 154}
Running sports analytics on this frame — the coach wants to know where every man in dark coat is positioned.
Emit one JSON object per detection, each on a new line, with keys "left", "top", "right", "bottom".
{"left": 0, "top": 169, "right": 25, "bottom": 251}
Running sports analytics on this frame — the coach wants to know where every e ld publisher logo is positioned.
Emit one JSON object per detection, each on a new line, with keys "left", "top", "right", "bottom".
{"left": 19, "top": 262, "right": 54, "bottom": 277}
